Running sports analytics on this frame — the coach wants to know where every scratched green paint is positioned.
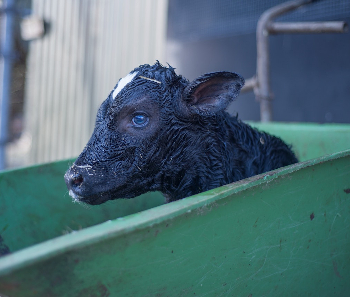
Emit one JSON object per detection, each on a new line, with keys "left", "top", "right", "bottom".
{"left": 0, "top": 123, "right": 350, "bottom": 296}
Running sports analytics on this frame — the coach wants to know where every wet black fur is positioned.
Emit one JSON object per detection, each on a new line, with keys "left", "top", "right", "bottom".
{"left": 65, "top": 62, "right": 298, "bottom": 204}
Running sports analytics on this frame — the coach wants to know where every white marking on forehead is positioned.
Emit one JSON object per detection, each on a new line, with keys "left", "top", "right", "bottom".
{"left": 112, "top": 71, "right": 138, "bottom": 99}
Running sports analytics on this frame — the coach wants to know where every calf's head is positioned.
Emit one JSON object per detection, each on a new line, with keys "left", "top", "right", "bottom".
{"left": 64, "top": 62, "right": 244, "bottom": 204}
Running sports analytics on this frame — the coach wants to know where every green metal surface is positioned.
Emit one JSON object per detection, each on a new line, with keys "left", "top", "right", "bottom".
{"left": 0, "top": 123, "right": 350, "bottom": 296}
{"left": 249, "top": 122, "right": 350, "bottom": 161}
{"left": 0, "top": 161, "right": 164, "bottom": 254}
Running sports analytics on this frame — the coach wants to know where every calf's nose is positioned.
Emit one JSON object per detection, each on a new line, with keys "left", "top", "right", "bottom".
{"left": 65, "top": 171, "right": 84, "bottom": 189}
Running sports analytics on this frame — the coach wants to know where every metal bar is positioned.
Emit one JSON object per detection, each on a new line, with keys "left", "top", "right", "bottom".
{"left": 256, "top": 0, "right": 311, "bottom": 122}
{"left": 241, "top": 76, "right": 257, "bottom": 93}
{"left": 0, "top": 0, "right": 15, "bottom": 170}
{"left": 268, "top": 21, "right": 348, "bottom": 34}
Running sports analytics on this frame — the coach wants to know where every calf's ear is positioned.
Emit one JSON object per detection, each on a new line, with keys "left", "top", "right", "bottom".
{"left": 182, "top": 72, "right": 244, "bottom": 116}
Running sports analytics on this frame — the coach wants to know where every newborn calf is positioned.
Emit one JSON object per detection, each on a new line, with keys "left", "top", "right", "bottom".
{"left": 65, "top": 62, "right": 298, "bottom": 204}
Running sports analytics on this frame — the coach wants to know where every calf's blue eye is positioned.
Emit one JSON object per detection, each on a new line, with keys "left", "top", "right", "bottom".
{"left": 132, "top": 114, "right": 149, "bottom": 127}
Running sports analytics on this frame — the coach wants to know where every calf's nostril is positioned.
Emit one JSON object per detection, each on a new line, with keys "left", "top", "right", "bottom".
{"left": 72, "top": 174, "right": 84, "bottom": 187}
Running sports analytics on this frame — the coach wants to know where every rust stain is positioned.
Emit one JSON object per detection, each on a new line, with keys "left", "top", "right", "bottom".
{"left": 78, "top": 283, "right": 110, "bottom": 297}
{"left": 310, "top": 213, "right": 315, "bottom": 221}
{"left": 333, "top": 260, "right": 342, "bottom": 278}
{"left": 0, "top": 282, "right": 20, "bottom": 290}
{"left": 343, "top": 188, "right": 350, "bottom": 194}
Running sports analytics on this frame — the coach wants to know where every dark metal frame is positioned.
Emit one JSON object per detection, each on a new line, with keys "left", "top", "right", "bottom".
{"left": 242, "top": 0, "right": 348, "bottom": 122}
